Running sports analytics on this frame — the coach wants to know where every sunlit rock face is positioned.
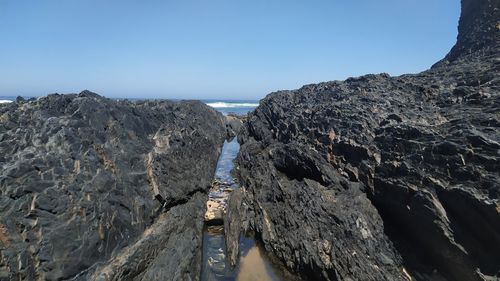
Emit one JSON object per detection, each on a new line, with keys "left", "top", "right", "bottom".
{"left": 229, "top": 0, "right": 500, "bottom": 280}
{"left": 0, "top": 91, "right": 226, "bottom": 280}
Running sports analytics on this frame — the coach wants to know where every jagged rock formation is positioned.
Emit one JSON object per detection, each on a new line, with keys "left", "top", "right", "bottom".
{"left": 0, "top": 91, "right": 226, "bottom": 280}
{"left": 227, "top": 0, "right": 500, "bottom": 280}
{"left": 440, "top": 0, "right": 499, "bottom": 63}
{"left": 225, "top": 114, "right": 245, "bottom": 141}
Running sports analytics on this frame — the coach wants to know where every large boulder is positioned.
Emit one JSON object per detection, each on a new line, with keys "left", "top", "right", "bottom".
{"left": 0, "top": 92, "right": 226, "bottom": 280}
{"left": 227, "top": 0, "right": 500, "bottom": 280}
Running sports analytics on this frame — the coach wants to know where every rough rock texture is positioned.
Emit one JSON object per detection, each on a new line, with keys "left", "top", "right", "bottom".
{"left": 0, "top": 92, "right": 226, "bottom": 280}
{"left": 227, "top": 0, "right": 500, "bottom": 280}
{"left": 224, "top": 189, "right": 247, "bottom": 267}
{"left": 90, "top": 193, "right": 206, "bottom": 281}
{"left": 225, "top": 114, "right": 245, "bottom": 141}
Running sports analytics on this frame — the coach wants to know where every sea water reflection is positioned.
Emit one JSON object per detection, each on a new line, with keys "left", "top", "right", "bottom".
{"left": 201, "top": 138, "right": 284, "bottom": 281}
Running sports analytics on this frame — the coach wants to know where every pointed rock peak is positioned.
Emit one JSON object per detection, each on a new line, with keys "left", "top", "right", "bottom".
{"left": 444, "top": 0, "right": 500, "bottom": 62}
{"left": 78, "top": 90, "right": 102, "bottom": 98}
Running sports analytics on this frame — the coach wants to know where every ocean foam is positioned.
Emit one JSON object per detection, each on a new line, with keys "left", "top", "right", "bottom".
{"left": 206, "top": 102, "right": 259, "bottom": 108}
{"left": 0, "top": 100, "right": 13, "bottom": 104}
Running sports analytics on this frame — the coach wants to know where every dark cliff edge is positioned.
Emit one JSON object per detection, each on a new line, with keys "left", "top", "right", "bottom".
{"left": 437, "top": 0, "right": 500, "bottom": 65}
{"left": 226, "top": 0, "right": 500, "bottom": 280}
{"left": 0, "top": 92, "right": 226, "bottom": 280}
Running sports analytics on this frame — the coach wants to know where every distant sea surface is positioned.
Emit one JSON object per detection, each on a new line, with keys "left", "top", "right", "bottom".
{"left": 203, "top": 100, "right": 259, "bottom": 115}
{"left": 0, "top": 96, "right": 17, "bottom": 103}
{"left": 0, "top": 96, "right": 259, "bottom": 115}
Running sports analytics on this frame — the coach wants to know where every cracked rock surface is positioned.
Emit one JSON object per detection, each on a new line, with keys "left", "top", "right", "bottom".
{"left": 0, "top": 91, "right": 226, "bottom": 280}
{"left": 227, "top": 0, "right": 500, "bottom": 280}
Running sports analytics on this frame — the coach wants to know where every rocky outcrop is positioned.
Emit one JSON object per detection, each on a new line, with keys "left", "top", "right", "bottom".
{"left": 0, "top": 92, "right": 226, "bottom": 280}
{"left": 439, "top": 0, "right": 500, "bottom": 64}
{"left": 89, "top": 193, "right": 206, "bottom": 281}
{"left": 225, "top": 114, "right": 245, "bottom": 141}
{"left": 227, "top": 0, "right": 500, "bottom": 280}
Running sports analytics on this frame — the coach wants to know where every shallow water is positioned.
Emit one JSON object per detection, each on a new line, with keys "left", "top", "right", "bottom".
{"left": 201, "top": 138, "right": 284, "bottom": 281}
{"left": 213, "top": 139, "right": 240, "bottom": 186}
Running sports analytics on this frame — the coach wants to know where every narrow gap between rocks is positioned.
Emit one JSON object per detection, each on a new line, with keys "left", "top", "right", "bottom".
{"left": 200, "top": 138, "right": 286, "bottom": 281}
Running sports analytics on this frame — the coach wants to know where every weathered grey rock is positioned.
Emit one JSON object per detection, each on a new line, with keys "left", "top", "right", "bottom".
{"left": 90, "top": 193, "right": 206, "bottom": 281}
{"left": 228, "top": 0, "right": 500, "bottom": 280}
{"left": 225, "top": 114, "right": 245, "bottom": 141}
{"left": 0, "top": 92, "right": 226, "bottom": 280}
{"left": 224, "top": 189, "right": 246, "bottom": 267}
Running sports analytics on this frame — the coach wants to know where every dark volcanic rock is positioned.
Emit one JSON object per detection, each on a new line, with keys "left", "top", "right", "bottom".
{"left": 440, "top": 0, "right": 500, "bottom": 64}
{"left": 225, "top": 114, "right": 245, "bottom": 141}
{"left": 90, "top": 193, "right": 207, "bottom": 281}
{"left": 0, "top": 92, "right": 226, "bottom": 280}
{"left": 227, "top": 0, "right": 500, "bottom": 280}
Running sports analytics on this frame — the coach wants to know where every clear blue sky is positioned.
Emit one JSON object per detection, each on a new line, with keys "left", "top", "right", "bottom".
{"left": 0, "top": 0, "right": 460, "bottom": 100}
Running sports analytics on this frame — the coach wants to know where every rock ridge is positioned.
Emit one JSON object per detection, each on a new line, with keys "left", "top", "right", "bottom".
{"left": 226, "top": 0, "right": 500, "bottom": 280}
{"left": 0, "top": 92, "right": 226, "bottom": 280}
{"left": 440, "top": 0, "right": 500, "bottom": 64}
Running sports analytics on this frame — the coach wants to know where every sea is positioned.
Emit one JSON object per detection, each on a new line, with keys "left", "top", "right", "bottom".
{"left": 0, "top": 96, "right": 17, "bottom": 104}
{"left": 202, "top": 100, "right": 259, "bottom": 116}
{"left": 0, "top": 96, "right": 259, "bottom": 116}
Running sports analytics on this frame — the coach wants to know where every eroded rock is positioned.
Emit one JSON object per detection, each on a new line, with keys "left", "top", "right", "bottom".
{"left": 0, "top": 92, "right": 226, "bottom": 280}
{"left": 228, "top": 0, "right": 500, "bottom": 280}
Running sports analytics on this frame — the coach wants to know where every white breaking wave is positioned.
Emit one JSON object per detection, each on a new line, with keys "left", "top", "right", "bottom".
{"left": 0, "top": 100, "right": 13, "bottom": 104}
{"left": 206, "top": 102, "right": 259, "bottom": 108}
